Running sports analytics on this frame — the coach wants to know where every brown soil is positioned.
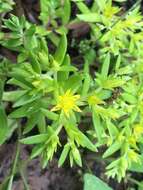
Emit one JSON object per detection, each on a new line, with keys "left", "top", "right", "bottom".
{"left": 0, "top": 144, "right": 82, "bottom": 190}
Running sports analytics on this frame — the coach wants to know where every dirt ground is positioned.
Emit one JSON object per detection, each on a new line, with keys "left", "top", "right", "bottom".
{"left": 0, "top": 144, "right": 83, "bottom": 190}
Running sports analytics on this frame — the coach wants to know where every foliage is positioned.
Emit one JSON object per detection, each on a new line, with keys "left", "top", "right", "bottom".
{"left": 0, "top": 0, "right": 143, "bottom": 188}
{"left": 84, "top": 173, "right": 113, "bottom": 190}
{"left": 0, "top": 0, "right": 14, "bottom": 14}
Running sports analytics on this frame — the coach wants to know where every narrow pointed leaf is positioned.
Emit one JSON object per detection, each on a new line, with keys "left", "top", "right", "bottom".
{"left": 84, "top": 173, "right": 113, "bottom": 190}
{"left": 20, "top": 134, "right": 48, "bottom": 144}
{"left": 54, "top": 34, "right": 67, "bottom": 65}
{"left": 58, "top": 144, "right": 70, "bottom": 167}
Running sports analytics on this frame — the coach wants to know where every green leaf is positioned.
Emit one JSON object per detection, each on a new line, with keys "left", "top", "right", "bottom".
{"left": 62, "top": 0, "right": 71, "bottom": 24}
{"left": 102, "top": 77, "right": 126, "bottom": 90}
{"left": 92, "top": 107, "right": 103, "bottom": 142}
{"left": 23, "top": 112, "right": 40, "bottom": 134}
{"left": 0, "top": 104, "right": 8, "bottom": 144}
{"left": 0, "top": 0, "right": 14, "bottom": 13}
{"left": 9, "top": 102, "right": 39, "bottom": 118}
{"left": 106, "top": 120, "right": 119, "bottom": 138}
{"left": 37, "top": 112, "right": 46, "bottom": 133}
{"left": 84, "top": 173, "right": 113, "bottom": 190}
{"left": 129, "top": 155, "right": 143, "bottom": 173}
{"left": 0, "top": 119, "right": 18, "bottom": 145}
{"left": 63, "top": 74, "right": 82, "bottom": 92}
{"left": 3, "top": 90, "right": 26, "bottom": 102}
{"left": 101, "top": 53, "right": 110, "bottom": 78}
{"left": 77, "top": 13, "right": 101, "bottom": 22}
{"left": 4, "top": 15, "right": 21, "bottom": 31}
{"left": 96, "top": 0, "right": 106, "bottom": 11}
{"left": 76, "top": 2, "right": 90, "bottom": 13}
{"left": 78, "top": 131, "right": 96, "bottom": 151}
{"left": 96, "top": 89, "right": 112, "bottom": 100}
{"left": 58, "top": 144, "right": 70, "bottom": 167}
{"left": 38, "top": 51, "right": 49, "bottom": 69}
{"left": 103, "top": 141, "right": 123, "bottom": 158}
{"left": 57, "top": 55, "right": 71, "bottom": 81}
{"left": 40, "top": 37, "right": 49, "bottom": 55}
{"left": 13, "top": 92, "right": 41, "bottom": 107}
{"left": 54, "top": 34, "right": 67, "bottom": 65}
{"left": 0, "top": 80, "right": 4, "bottom": 103}
{"left": 0, "top": 105, "right": 17, "bottom": 145}
{"left": 113, "top": 0, "right": 126, "bottom": 2}
{"left": 2, "top": 38, "right": 22, "bottom": 48}
{"left": 72, "top": 146, "right": 82, "bottom": 167}
{"left": 41, "top": 108, "right": 59, "bottom": 120}
{"left": 138, "top": 182, "right": 143, "bottom": 190}
{"left": 9, "top": 74, "right": 33, "bottom": 89}
{"left": 59, "top": 65, "right": 77, "bottom": 72}
{"left": 29, "top": 51, "right": 41, "bottom": 74}
{"left": 122, "top": 93, "right": 137, "bottom": 104}
{"left": 82, "top": 73, "right": 91, "bottom": 97}
{"left": 20, "top": 134, "right": 48, "bottom": 144}
{"left": 31, "top": 144, "right": 45, "bottom": 159}
{"left": 115, "top": 54, "right": 121, "bottom": 71}
{"left": 24, "top": 25, "right": 38, "bottom": 50}
{"left": 117, "top": 66, "right": 133, "bottom": 75}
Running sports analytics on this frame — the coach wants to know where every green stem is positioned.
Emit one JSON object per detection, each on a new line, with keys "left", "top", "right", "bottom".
{"left": 127, "top": 176, "right": 143, "bottom": 188}
{"left": 7, "top": 126, "right": 21, "bottom": 189}
{"left": 20, "top": 169, "right": 31, "bottom": 190}
{"left": 11, "top": 130, "right": 21, "bottom": 174}
{"left": 83, "top": 58, "right": 89, "bottom": 73}
{"left": 56, "top": 124, "right": 63, "bottom": 135}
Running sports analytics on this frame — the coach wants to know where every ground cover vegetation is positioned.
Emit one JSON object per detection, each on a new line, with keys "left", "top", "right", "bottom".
{"left": 1, "top": 0, "right": 143, "bottom": 189}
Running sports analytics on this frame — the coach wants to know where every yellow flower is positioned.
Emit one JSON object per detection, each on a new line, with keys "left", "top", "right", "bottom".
{"left": 51, "top": 89, "right": 81, "bottom": 117}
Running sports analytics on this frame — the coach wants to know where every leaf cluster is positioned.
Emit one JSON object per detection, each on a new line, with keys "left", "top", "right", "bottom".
{"left": 1, "top": 0, "right": 143, "bottom": 185}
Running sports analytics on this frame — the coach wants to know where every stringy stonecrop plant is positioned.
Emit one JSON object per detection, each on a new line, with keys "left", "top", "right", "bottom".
{"left": 0, "top": 0, "right": 14, "bottom": 14}
{"left": 0, "top": 0, "right": 143, "bottom": 183}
